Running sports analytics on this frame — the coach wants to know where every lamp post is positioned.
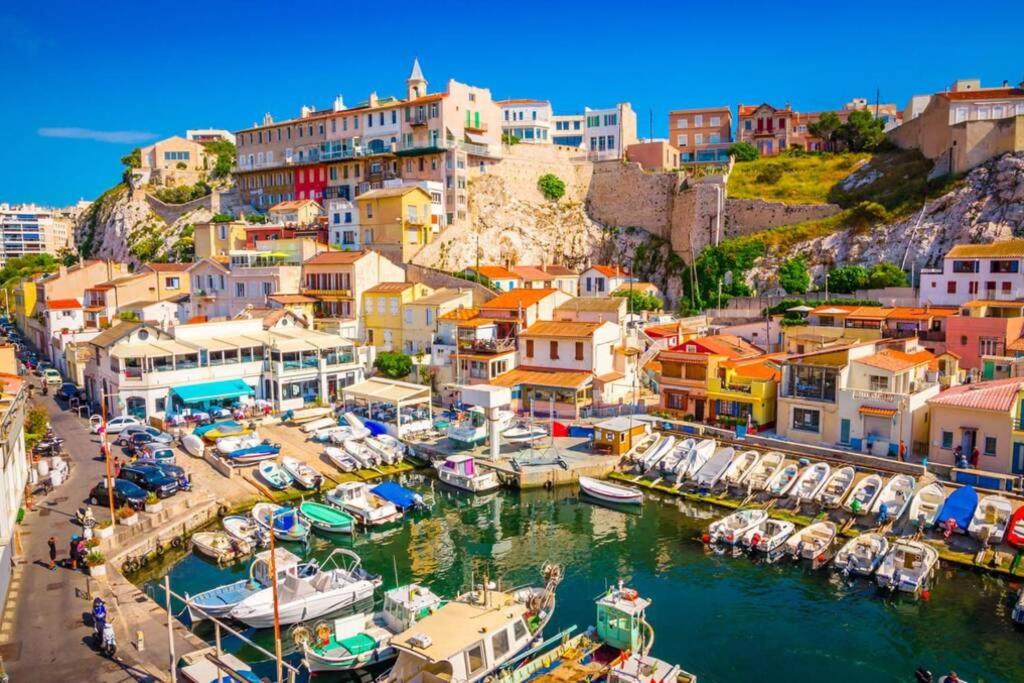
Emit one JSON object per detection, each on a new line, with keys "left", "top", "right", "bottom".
{"left": 98, "top": 391, "right": 116, "bottom": 526}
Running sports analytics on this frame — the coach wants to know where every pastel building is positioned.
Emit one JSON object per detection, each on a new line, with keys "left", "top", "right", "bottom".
{"left": 401, "top": 287, "right": 474, "bottom": 356}
{"left": 624, "top": 141, "right": 680, "bottom": 171}
{"left": 927, "top": 377, "right": 1024, "bottom": 475}
{"left": 583, "top": 104, "right": 637, "bottom": 160}
{"left": 497, "top": 100, "right": 552, "bottom": 143}
{"left": 356, "top": 186, "right": 434, "bottom": 263}
{"left": 301, "top": 249, "right": 405, "bottom": 324}
{"left": 944, "top": 300, "right": 1024, "bottom": 372}
{"left": 463, "top": 266, "right": 521, "bottom": 292}
{"left": 655, "top": 334, "right": 762, "bottom": 422}
{"left": 920, "top": 240, "right": 1024, "bottom": 306}
{"left": 580, "top": 265, "right": 632, "bottom": 296}
{"left": 431, "top": 307, "right": 516, "bottom": 388}
{"left": 667, "top": 106, "right": 733, "bottom": 162}
{"left": 362, "top": 282, "right": 433, "bottom": 351}
{"left": 0, "top": 203, "right": 75, "bottom": 268}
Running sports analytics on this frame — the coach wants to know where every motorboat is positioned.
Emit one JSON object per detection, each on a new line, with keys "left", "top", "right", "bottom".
{"left": 766, "top": 463, "right": 801, "bottom": 497}
{"left": 875, "top": 540, "right": 939, "bottom": 594}
{"left": 790, "top": 461, "right": 831, "bottom": 502}
{"left": 257, "top": 460, "right": 293, "bottom": 490}
{"left": 673, "top": 438, "right": 717, "bottom": 482}
{"left": 446, "top": 406, "right": 515, "bottom": 447}
{"left": 326, "top": 482, "right": 402, "bottom": 526}
{"left": 722, "top": 450, "right": 760, "bottom": 487}
{"left": 936, "top": 485, "right": 979, "bottom": 535}
{"left": 324, "top": 446, "right": 359, "bottom": 472}
{"left": 968, "top": 494, "right": 1013, "bottom": 544}
{"left": 1006, "top": 505, "right": 1024, "bottom": 548}
{"left": 745, "top": 451, "right": 785, "bottom": 492}
{"left": 223, "top": 443, "right": 280, "bottom": 466}
{"left": 645, "top": 435, "right": 680, "bottom": 472}
{"left": 366, "top": 436, "right": 402, "bottom": 465}
{"left": 870, "top": 474, "right": 916, "bottom": 521}
{"left": 707, "top": 508, "right": 769, "bottom": 545}
{"left": 251, "top": 503, "right": 310, "bottom": 542}
{"left": 287, "top": 407, "right": 334, "bottom": 425}
{"left": 185, "top": 548, "right": 306, "bottom": 621}
{"left": 834, "top": 533, "right": 889, "bottom": 577}
{"left": 692, "top": 447, "right": 735, "bottom": 489}
{"left": 297, "top": 583, "right": 444, "bottom": 673}
{"left": 579, "top": 476, "right": 644, "bottom": 506}
{"left": 843, "top": 473, "right": 883, "bottom": 515}
{"left": 216, "top": 433, "right": 264, "bottom": 455}
{"left": 312, "top": 425, "right": 358, "bottom": 443}
{"left": 229, "top": 549, "right": 380, "bottom": 628}
{"left": 784, "top": 521, "right": 837, "bottom": 560}
{"left": 339, "top": 413, "right": 373, "bottom": 441}
{"left": 299, "top": 501, "right": 354, "bottom": 534}
{"left": 607, "top": 654, "right": 698, "bottom": 683}
{"left": 196, "top": 420, "right": 251, "bottom": 442}
{"left": 742, "top": 518, "right": 795, "bottom": 553}
{"left": 222, "top": 515, "right": 268, "bottom": 548}
{"left": 814, "top": 466, "right": 855, "bottom": 508}
{"left": 282, "top": 456, "right": 323, "bottom": 490}
{"left": 501, "top": 423, "right": 548, "bottom": 444}
{"left": 371, "top": 482, "right": 427, "bottom": 512}
{"left": 908, "top": 481, "right": 947, "bottom": 529}
{"left": 300, "top": 416, "right": 337, "bottom": 434}
{"left": 343, "top": 439, "right": 380, "bottom": 468}
{"left": 181, "top": 433, "right": 204, "bottom": 458}
{"left": 435, "top": 455, "right": 501, "bottom": 494}
{"left": 192, "top": 532, "right": 251, "bottom": 564}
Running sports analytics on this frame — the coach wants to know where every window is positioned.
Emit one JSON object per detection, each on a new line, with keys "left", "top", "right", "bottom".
{"left": 526, "top": 340, "right": 534, "bottom": 358}
{"left": 709, "top": 133, "right": 720, "bottom": 144}
{"left": 980, "top": 336, "right": 1002, "bottom": 356}
{"left": 549, "top": 341, "right": 559, "bottom": 359}
{"left": 710, "top": 116, "right": 721, "bottom": 126}
{"left": 694, "top": 114, "right": 703, "bottom": 127}
{"left": 676, "top": 134, "right": 688, "bottom": 146}
{"left": 868, "top": 375, "right": 890, "bottom": 391}
{"left": 667, "top": 392, "right": 686, "bottom": 410}
{"left": 513, "top": 620, "right": 528, "bottom": 641}
{"left": 491, "top": 629, "right": 511, "bottom": 659}
{"left": 968, "top": 281, "right": 978, "bottom": 295}
{"left": 163, "top": 151, "right": 190, "bottom": 161}
{"left": 952, "top": 260, "right": 979, "bottom": 273}
{"left": 788, "top": 365, "right": 838, "bottom": 401}
{"left": 941, "top": 430, "right": 953, "bottom": 449}
{"left": 985, "top": 436, "right": 997, "bottom": 455}
{"left": 235, "top": 282, "right": 245, "bottom": 297}
{"left": 694, "top": 134, "right": 703, "bottom": 145}
{"left": 575, "top": 342, "right": 584, "bottom": 361}
{"left": 792, "top": 407, "right": 821, "bottom": 432}
{"left": 166, "top": 277, "right": 179, "bottom": 289}
{"left": 262, "top": 282, "right": 272, "bottom": 296}
{"left": 990, "top": 260, "right": 1020, "bottom": 273}
{"left": 218, "top": 225, "right": 227, "bottom": 240}
{"left": 947, "top": 281, "right": 957, "bottom": 294}
{"left": 404, "top": 308, "right": 412, "bottom": 325}
{"left": 465, "top": 644, "right": 485, "bottom": 676}
{"left": 676, "top": 118, "right": 688, "bottom": 129}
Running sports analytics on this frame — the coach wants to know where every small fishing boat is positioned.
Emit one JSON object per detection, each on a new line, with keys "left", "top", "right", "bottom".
{"left": 968, "top": 494, "right": 1013, "bottom": 544}
{"left": 834, "top": 533, "right": 889, "bottom": 577}
{"left": 181, "top": 433, "right": 205, "bottom": 458}
{"left": 742, "top": 518, "right": 795, "bottom": 553}
{"left": 257, "top": 460, "right": 294, "bottom": 490}
{"left": 608, "top": 653, "right": 698, "bottom": 683}
{"left": 222, "top": 515, "right": 268, "bottom": 548}
{"left": 185, "top": 548, "right": 305, "bottom": 621}
{"left": 814, "top": 466, "right": 855, "bottom": 508}
{"left": 339, "top": 413, "right": 373, "bottom": 440}
{"left": 501, "top": 423, "right": 548, "bottom": 443}
{"left": 791, "top": 461, "right": 831, "bottom": 502}
{"left": 223, "top": 443, "right": 280, "bottom": 466}
{"left": 707, "top": 508, "right": 769, "bottom": 545}
{"left": 287, "top": 407, "right": 334, "bottom": 425}
{"left": 722, "top": 450, "right": 761, "bottom": 487}
{"left": 197, "top": 420, "right": 251, "bottom": 442}
{"left": 445, "top": 406, "right": 515, "bottom": 447}
{"left": 299, "top": 501, "right": 354, "bottom": 534}
{"left": 343, "top": 439, "right": 379, "bottom": 468}
{"left": 366, "top": 436, "right": 401, "bottom": 465}
{"left": 326, "top": 482, "right": 402, "bottom": 526}
{"left": 674, "top": 438, "right": 717, "bottom": 482}
{"left": 435, "top": 455, "right": 501, "bottom": 494}
{"left": 579, "top": 476, "right": 644, "bottom": 505}
{"left": 324, "top": 446, "right": 359, "bottom": 472}
{"left": 843, "top": 473, "right": 883, "bottom": 514}
{"left": 297, "top": 583, "right": 443, "bottom": 673}
{"left": 282, "top": 456, "right": 322, "bottom": 490}
{"left": 216, "top": 434, "right": 264, "bottom": 455}
{"left": 301, "top": 416, "right": 337, "bottom": 434}
{"left": 1012, "top": 587, "right": 1024, "bottom": 624}
{"left": 692, "top": 447, "right": 735, "bottom": 489}
{"left": 766, "top": 463, "right": 801, "bottom": 497}
{"left": 251, "top": 503, "right": 310, "bottom": 542}
{"left": 745, "top": 451, "right": 786, "bottom": 492}
{"left": 908, "top": 481, "right": 947, "bottom": 528}
{"left": 192, "top": 531, "right": 251, "bottom": 564}
{"left": 1005, "top": 505, "right": 1024, "bottom": 548}
{"left": 936, "top": 485, "right": 979, "bottom": 534}
{"left": 871, "top": 474, "right": 916, "bottom": 521}
{"left": 640, "top": 434, "right": 676, "bottom": 471}
{"left": 371, "top": 482, "right": 427, "bottom": 511}
{"left": 655, "top": 437, "right": 690, "bottom": 475}
{"left": 784, "top": 521, "right": 837, "bottom": 560}
{"left": 876, "top": 540, "right": 938, "bottom": 594}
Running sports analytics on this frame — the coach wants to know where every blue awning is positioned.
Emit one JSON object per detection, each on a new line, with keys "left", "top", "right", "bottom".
{"left": 171, "top": 379, "right": 255, "bottom": 404}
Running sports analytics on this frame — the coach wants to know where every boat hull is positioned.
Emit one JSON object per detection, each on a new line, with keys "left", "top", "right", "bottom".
{"left": 230, "top": 582, "right": 375, "bottom": 629}
{"left": 578, "top": 476, "right": 643, "bottom": 505}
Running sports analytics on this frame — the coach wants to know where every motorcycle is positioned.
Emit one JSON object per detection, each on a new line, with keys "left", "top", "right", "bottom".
{"left": 76, "top": 506, "right": 97, "bottom": 528}
{"left": 91, "top": 598, "right": 116, "bottom": 658}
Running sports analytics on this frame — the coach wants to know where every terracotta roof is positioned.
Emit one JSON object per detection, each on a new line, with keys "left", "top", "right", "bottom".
{"left": 1007, "top": 337, "right": 1024, "bottom": 352}
{"left": 490, "top": 367, "right": 592, "bottom": 389}
{"left": 856, "top": 348, "right": 935, "bottom": 372}
{"left": 730, "top": 357, "right": 781, "bottom": 381}
{"left": 356, "top": 186, "right": 430, "bottom": 201}
{"left": 587, "top": 265, "right": 629, "bottom": 278}
{"left": 470, "top": 265, "right": 519, "bottom": 280}
{"left": 594, "top": 371, "right": 626, "bottom": 382}
{"left": 859, "top": 406, "right": 898, "bottom": 418}
{"left": 960, "top": 299, "right": 1024, "bottom": 309}
{"left": 528, "top": 264, "right": 576, "bottom": 277}
{"left": 844, "top": 306, "right": 891, "bottom": 320}
{"left": 946, "top": 240, "right": 1024, "bottom": 258}
{"left": 885, "top": 306, "right": 960, "bottom": 320}
{"left": 520, "top": 321, "right": 605, "bottom": 338}
{"left": 144, "top": 263, "right": 191, "bottom": 272}
{"left": 46, "top": 298, "right": 81, "bottom": 310}
{"left": 480, "top": 288, "right": 559, "bottom": 310}
{"left": 270, "top": 199, "right": 322, "bottom": 212}
{"left": 454, "top": 318, "right": 501, "bottom": 328}
{"left": 512, "top": 265, "right": 555, "bottom": 282}
{"left": 809, "top": 305, "right": 858, "bottom": 315}
{"left": 555, "top": 297, "right": 626, "bottom": 313}
{"left": 440, "top": 307, "right": 480, "bottom": 321}
{"left": 928, "top": 377, "right": 1024, "bottom": 412}
{"left": 942, "top": 88, "right": 1024, "bottom": 102}
{"left": 268, "top": 294, "right": 317, "bottom": 304}
{"left": 644, "top": 323, "right": 683, "bottom": 338}
{"left": 303, "top": 250, "right": 368, "bottom": 266}
{"left": 364, "top": 282, "right": 414, "bottom": 294}
{"left": 667, "top": 334, "right": 760, "bottom": 359}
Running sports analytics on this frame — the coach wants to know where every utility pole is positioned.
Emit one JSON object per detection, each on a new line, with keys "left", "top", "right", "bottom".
{"left": 100, "top": 392, "right": 116, "bottom": 525}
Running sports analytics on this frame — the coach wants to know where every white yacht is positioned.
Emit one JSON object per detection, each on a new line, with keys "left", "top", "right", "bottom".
{"left": 435, "top": 455, "right": 501, "bottom": 494}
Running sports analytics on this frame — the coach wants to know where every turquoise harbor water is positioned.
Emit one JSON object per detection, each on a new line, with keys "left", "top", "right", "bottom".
{"left": 146, "top": 475, "right": 1024, "bottom": 683}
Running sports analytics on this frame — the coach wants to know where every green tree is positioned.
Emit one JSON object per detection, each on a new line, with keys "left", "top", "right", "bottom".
{"left": 778, "top": 256, "right": 810, "bottom": 294}
{"left": 501, "top": 132, "right": 520, "bottom": 145}
{"left": 835, "top": 110, "right": 886, "bottom": 152}
{"left": 245, "top": 213, "right": 267, "bottom": 224}
{"left": 374, "top": 352, "right": 413, "bottom": 379}
{"left": 120, "top": 148, "right": 141, "bottom": 169}
{"left": 202, "top": 140, "right": 237, "bottom": 179}
{"left": 728, "top": 141, "right": 759, "bottom": 162}
{"left": 808, "top": 111, "right": 842, "bottom": 152}
{"left": 866, "top": 262, "right": 909, "bottom": 288}
{"left": 826, "top": 265, "right": 868, "bottom": 294}
{"left": 537, "top": 173, "right": 566, "bottom": 201}
{"left": 613, "top": 289, "right": 663, "bottom": 312}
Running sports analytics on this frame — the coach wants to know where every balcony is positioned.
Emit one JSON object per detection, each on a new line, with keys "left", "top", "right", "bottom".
{"left": 464, "top": 122, "right": 488, "bottom": 133}
{"left": 301, "top": 288, "right": 352, "bottom": 299}
{"left": 848, "top": 381, "right": 939, "bottom": 403}
{"left": 457, "top": 337, "right": 516, "bottom": 354}
{"left": 409, "top": 115, "right": 428, "bottom": 127}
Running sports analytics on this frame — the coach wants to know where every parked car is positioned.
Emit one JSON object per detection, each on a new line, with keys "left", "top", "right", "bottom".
{"left": 118, "top": 465, "right": 178, "bottom": 498}
{"left": 124, "top": 432, "right": 157, "bottom": 455}
{"left": 43, "top": 368, "right": 61, "bottom": 385}
{"left": 116, "top": 425, "right": 172, "bottom": 447}
{"left": 56, "top": 383, "right": 84, "bottom": 401}
{"left": 88, "top": 478, "right": 148, "bottom": 510}
{"left": 93, "top": 415, "right": 142, "bottom": 435}
{"left": 35, "top": 361, "right": 53, "bottom": 376}
{"left": 138, "top": 443, "right": 176, "bottom": 463}
{"left": 133, "top": 459, "right": 189, "bottom": 489}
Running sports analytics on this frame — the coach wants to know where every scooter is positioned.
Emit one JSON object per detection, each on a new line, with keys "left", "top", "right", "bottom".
{"left": 98, "top": 618, "right": 117, "bottom": 658}
{"left": 76, "top": 506, "right": 97, "bottom": 528}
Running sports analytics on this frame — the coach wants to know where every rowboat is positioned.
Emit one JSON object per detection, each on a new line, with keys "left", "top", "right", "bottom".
{"left": 707, "top": 508, "right": 768, "bottom": 545}
{"left": 745, "top": 451, "right": 786, "bottom": 492}
{"left": 343, "top": 439, "right": 379, "bottom": 468}
{"left": 185, "top": 548, "right": 305, "bottom": 621}
{"left": 299, "top": 501, "right": 354, "bottom": 534}
{"left": 908, "top": 481, "right": 947, "bottom": 528}
{"left": 223, "top": 443, "right": 280, "bottom": 466}
{"left": 282, "top": 456, "right": 323, "bottom": 490}
{"left": 257, "top": 460, "right": 294, "bottom": 490}
{"left": 834, "top": 533, "right": 889, "bottom": 577}
{"left": 814, "top": 466, "right": 855, "bottom": 508}
{"left": 300, "top": 416, "right": 337, "bottom": 434}
{"left": 968, "top": 494, "right": 1013, "bottom": 544}
{"left": 251, "top": 503, "right": 310, "bottom": 542}
{"left": 936, "top": 485, "right": 978, "bottom": 534}
{"left": 843, "top": 473, "right": 883, "bottom": 514}
{"left": 371, "top": 482, "right": 427, "bottom": 511}
{"left": 196, "top": 420, "right": 251, "bottom": 442}
{"left": 324, "top": 446, "right": 359, "bottom": 472}
{"left": 222, "top": 515, "right": 268, "bottom": 548}
{"left": 640, "top": 435, "right": 676, "bottom": 471}
{"left": 1006, "top": 505, "right": 1024, "bottom": 548}
{"left": 876, "top": 540, "right": 938, "bottom": 594}
{"left": 767, "top": 463, "right": 801, "bottom": 497}
{"left": 192, "top": 531, "right": 251, "bottom": 564}
{"left": 655, "top": 437, "right": 690, "bottom": 475}
{"left": 692, "top": 447, "right": 735, "bottom": 489}
{"left": 312, "top": 425, "right": 359, "bottom": 443}
{"left": 435, "top": 455, "right": 501, "bottom": 494}
{"left": 791, "top": 462, "right": 831, "bottom": 502}
{"left": 181, "top": 433, "right": 205, "bottom": 458}
{"left": 722, "top": 450, "right": 760, "bottom": 487}
{"left": 871, "top": 474, "right": 916, "bottom": 520}
{"left": 742, "top": 518, "right": 794, "bottom": 553}
{"left": 325, "top": 482, "right": 402, "bottom": 526}
{"left": 287, "top": 407, "right": 334, "bottom": 425}
{"left": 578, "top": 476, "right": 643, "bottom": 505}
{"left": 339, "top": 413, "right": 372, "bottom": 440}
{"left": 784, "top": 521, "right": 837, "bottom": 560}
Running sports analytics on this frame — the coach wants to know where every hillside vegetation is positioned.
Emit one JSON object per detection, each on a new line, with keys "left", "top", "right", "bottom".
{"left": 727, "top": 153, "right": 870, "bottom": 205}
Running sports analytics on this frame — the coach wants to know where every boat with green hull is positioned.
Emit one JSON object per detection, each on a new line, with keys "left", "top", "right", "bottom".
{"left": 299, "top": 501, "right": 354, "bottom": 534}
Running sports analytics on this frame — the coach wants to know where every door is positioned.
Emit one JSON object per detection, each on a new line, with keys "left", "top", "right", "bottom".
{"left": 1013, "top": 443, "right": 1024, "bottom": 475}
{"left": 961, "top": 429, "right": 977, "bottom": 454}
{"left": 694, "top": 399, "right": 705, "bottom": 422}
{"left": 840, "top": 418, "right": 851, "bottom": 445}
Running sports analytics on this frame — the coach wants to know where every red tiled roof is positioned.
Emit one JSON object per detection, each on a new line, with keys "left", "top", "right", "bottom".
{"left": 587, "top": 265, "right": 628, "bottom": 278}
{"left": 47, "top": 298, "right": 81, "bottom": 310}
{"left": 364, "top": 282, "right": 414, "bottom": 294}
{"left": 520, "top": 321, "right": 604, "bottom": 338}
{"left": 942, "top": 88, "right": 1024, "bottom": 102}
{"left": 512, "top": 265, "right": 555, "bottom": 282}
{"left": 927, "top": 377, "right": 1024, "bottom": 412}
{"left": 857, "top": 349, "right": 935, "bottom": 372}
{"left": 480, "top": 288, "right": 559, "bottom": 310}
{"left": 303, "top": 250, "right": 368, "bottom": 266}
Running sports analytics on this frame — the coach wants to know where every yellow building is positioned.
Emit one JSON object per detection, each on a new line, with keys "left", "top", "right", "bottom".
{"left": 357, "top": 187, "right": 433, "bottom": 264}
{"left": 193, "top": 220, "right": 247, "bottom": 259}
{"left": 12, "top": 279, "right": 37, "bottom": 332}
{"left": 706, "top": 355, "right": 782, "bottom": 429}
{"left": 362, "top": 282, "right": 433, "bottom": 351}
{"left": 268, "top": 199, "right": 324, "bottom": 226}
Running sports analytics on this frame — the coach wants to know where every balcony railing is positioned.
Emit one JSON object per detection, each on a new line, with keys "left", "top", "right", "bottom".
{"left": 457, "top": 337, "right": 516, "bottom": 354}
{"left": 302, "top": 288, "right": 352, "bottom": 298}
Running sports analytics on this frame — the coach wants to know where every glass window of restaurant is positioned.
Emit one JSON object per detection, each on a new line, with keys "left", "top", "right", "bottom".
{"left": 788, "top": 365, "right": 837, "bottom": 401}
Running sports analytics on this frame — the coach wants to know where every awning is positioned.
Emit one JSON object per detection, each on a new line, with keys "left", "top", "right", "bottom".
{"left": 171, "top": 379, "right": 255, "bottom": 404}
{"left": 342, "top": 378, "right": 431, "bottom": 406}
{"left": 859, "top": 406, "right": 897, "bottom": 418}
{"left": 490, "top": 368, "right": 592, "bottom": 390}
{"left": 465, "top": 132, "right": 489, "bottom": 145}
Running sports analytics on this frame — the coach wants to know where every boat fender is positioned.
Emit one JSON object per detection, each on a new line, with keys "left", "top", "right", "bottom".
{"left": 750, "top": 533, "right": 761, "bottom": 548}
{"left": 292, "top": 625, "right": 311, "bottom": 647}
{"left": 139, "top": 553, "right": 150, "bottom": 567}
{"left": 170, "top": 536, "right": 183, "bottom": 549}
{"left": 701, "top": 533, "right": 711, "bottom": 544}
{"left": 315, "top": 622, "right": 331, "bottom": 645}
{"left": 155, "top": 542, "right": 165, "bottom": 556}
{"left": 218, "top": 504, "right": 229, "bottom": 517}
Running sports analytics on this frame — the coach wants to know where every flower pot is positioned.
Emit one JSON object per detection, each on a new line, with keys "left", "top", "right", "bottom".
{"left": 145, "top": 501, "right": 163, "bottom": 514}
{"left": 88, "top": 563, "right": 107, "bottom": 578}
{"left": 121, "top": 513, "right": 139, "bottom": 526}
{"left": 95, "top": 525, "right": 114, "bottom": 539}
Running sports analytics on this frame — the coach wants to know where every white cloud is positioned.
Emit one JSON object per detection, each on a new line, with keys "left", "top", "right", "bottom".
{"left": 37, "top": 127, "right": 158, "bottom": 144}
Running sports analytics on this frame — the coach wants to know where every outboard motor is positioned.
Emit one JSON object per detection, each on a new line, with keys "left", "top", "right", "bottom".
{"left": 914, "top": 667, "right": 933, "bottom": 683}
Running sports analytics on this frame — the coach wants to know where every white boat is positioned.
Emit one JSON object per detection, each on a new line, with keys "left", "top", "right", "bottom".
{"left": 707, "top": 508, "right": 769, "bottom": 545}
{"left": 579, "top": 476, "right": 644, "bottom": 505}
{"left": 790, "top": 461, "right": 831, "bottom": 502}
{"left": 693, "top": 447, "right": 735, "bottom": 489}
{"left": 324, "top": 446, "right": 359, "bottom": 472}
{"left": 647, "top": 436, "right": 682, "bottom": 473}
{"left": 222, "top": 515, "right": 267, "bottom": 548}
{"left": 325, "top": 481, "right": 402, "bottom": 526}
{"left": 435, "top": 455, "right": 501, "bottom": 494}
{"left": 968, "top": 494, "right": 1013, "bottom": 545}
{"left": 876, "top": 540, "right": 939, "bottom": 593}
{"left": 229, "top": 549, "right": 379, "bottom": 628}
{"left": 843, "top": 473, "right": 883, "bottom": 514}
{"left": 257, "top": 460, "right": 293, "bottom": 490}
{"left": 301, "top": 416, "right": 338, "bottom": 434}
{"left": 908, "top": 482, "right": 947, "bottom": 528}
{"left": 871, "top": 474, "right": 916, "bottom": 520}
{"left": 722, "top": 450, "right": 761, "bottom": 487}
{"left": 674, "top": 438, "right": 717, "bottom": 481}
{"left": 185, "top": 548, "right": 305, "bottom": 621}
{"left": 784, "top": 521, "right": 837, "bottom": 560}
{"left": 216, "top": 433, "right": 263, "bottom": 455}
{"left": 814, "top": 466, "right": 855, "bottom": 508}
{"left": 312, "top": 425, "right": 356, "bottom": 443}
{"left": 608, "top": 653, "right": 697, "bottom": 683}
{"left": 343, "top": 439, "right": 379, "bottom": 468}
{"left": 192, "top": 532, "right": 251, "bottom": 563}
{"left": 181, "top": 433, "right": 205, "bottom": 458}
{"left": 742, "top": 518, "right": 795, "bottom": 553}
{"left": 745, "top": 451, "right": 786, "bottom": 492}
{"left": 282, "top": 456, "right": 323, "bottom": 490}
{"left": 251, "top": 503, "right": 310, "bottom": 542}
{"left": 297, "top": 584, "right": 443, "bottom": 673}
{"left": 766, "top": 463, "right": 801, "bottom": 497}
{"left": 339, "top": 413, "right": 373, "bottom": 440}
{"left": 366, "top": 436, "right": 402, "bottom": 465}
{"left": 446, "top": 406, "right": 515, "bottom": 447}
{"left": 834, "top": 533, "right": 890, "bottom": 577}
{"left": 502, "top": 423, "right": 548, "bottom": 444}
{"left": 288, "top": 407, "right": 334, "bottom": 424}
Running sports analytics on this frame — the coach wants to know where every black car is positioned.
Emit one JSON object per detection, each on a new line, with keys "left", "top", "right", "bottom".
{"left": 123, "top": 432, "right": 156, "bottom": 455}
{"left": 133, "top": 459, "right": 189, "bottom": 489}
{"left": 118, "top": 465, "right": 178, "bottom": 498}
{"left": 88, "top": 478, "right": 148, "bottom": 510}
{"left": 57, "top": 382, "right": 84, "bottom": 401}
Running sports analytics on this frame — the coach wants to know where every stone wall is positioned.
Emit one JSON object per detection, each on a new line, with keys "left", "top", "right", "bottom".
{"left": 724, "top": 197, "right": 840, "bottom": 237}
{"left": 404, "top": 264, "right": 497, "bottom": 306}
{"left": 585, "top": 160, "right": 681, "bottom": 237}
{"left": 144, "top": 190, "right": 218, "bottom": 225}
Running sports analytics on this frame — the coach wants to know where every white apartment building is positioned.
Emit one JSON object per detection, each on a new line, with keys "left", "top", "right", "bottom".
{"left": 327, "top": 198, "right": 360, "bottom": 249}
{"left": 583, "top": 104, "right": 637, "bottom": 160}
{"left": 551, "top": 114, "right": 585, "bottom": 148}
{"left": 0, "top": 375, "right": 27, "bottom": 615}
{"left": 498, "top": 100, "right": 553, "bottom": 143}
{"left": 0, "top": 204, "right": 74, "bottom": 267}
{"left": 919, "top": 240, "right": 1024, "bottom": 306}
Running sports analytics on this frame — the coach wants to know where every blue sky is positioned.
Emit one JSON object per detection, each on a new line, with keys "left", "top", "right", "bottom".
{"left": 3, "top": 1, "right": 1022, "bottom": 207}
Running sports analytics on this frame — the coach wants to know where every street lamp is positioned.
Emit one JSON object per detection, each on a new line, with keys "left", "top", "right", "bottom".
{"left": 97, "top": 390, "right": 117, "bottom": 527}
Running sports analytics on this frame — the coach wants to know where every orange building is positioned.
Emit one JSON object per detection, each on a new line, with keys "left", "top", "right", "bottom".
{"left": 667, "top": 106, "right": 732, "bottom": 162}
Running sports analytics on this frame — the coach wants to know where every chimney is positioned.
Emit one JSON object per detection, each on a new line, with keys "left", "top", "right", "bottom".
{"left": 368, "top": 92, "right": 379, "bottom": 108}
{"left": 333, "top": 95, "right": 345, "bottom": 112}
{"left": 300, "top": 105, "right": 313, "bottom": 118}
{"left": 262, "top": 112, "right": 274, "bottom": 126}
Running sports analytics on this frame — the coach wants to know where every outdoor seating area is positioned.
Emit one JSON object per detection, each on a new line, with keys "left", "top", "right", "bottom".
{"left": 340, "top": 378, "right": 433, "bottom": 437}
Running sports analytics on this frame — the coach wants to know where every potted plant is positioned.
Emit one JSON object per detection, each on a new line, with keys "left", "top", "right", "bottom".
{"left": 144, "top": 492, "right": 162, "bottom": 514}
{"left": 117, "top": 504, "right": 139, "bottom": 526}
{"left": 85, "top": 550, "right": 107, "bottom": 578}
{"left": 95, "top": 519, "right": 114, "bottom": 539}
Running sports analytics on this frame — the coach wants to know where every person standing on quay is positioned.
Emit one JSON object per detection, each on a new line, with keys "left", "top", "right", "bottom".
{"left": 47, "top": 536, "right": 56, "bottom": 571}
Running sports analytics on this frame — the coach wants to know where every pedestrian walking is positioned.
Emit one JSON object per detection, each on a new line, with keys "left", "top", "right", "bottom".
{"left": 47, "top": 536, "right": 56, "bottom": 571}
{"left": 971, "top": 447, "right": 981, "bottom": 469}
{"left": 75, "top": 538, "right": 86, "bottom": 571}
{"left": 898, "top": 440, "right": 907, "bottom": 463}
{"left": 68, "top": 535, "right": 79, "bottom": 570}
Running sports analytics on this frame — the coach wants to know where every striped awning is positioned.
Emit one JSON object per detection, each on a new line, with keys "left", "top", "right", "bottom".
{"left": 859, "top": 406, "right": 897, "bottom": 418}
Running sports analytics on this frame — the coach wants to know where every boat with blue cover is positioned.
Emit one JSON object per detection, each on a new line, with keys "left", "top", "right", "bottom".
{"left": 224, "top": 443, "right": 281, "bottom": 466}
{"left": 371, "top": 482, "right": 427, "bottom": 511}
{"left": 252, "top": 502, "right": 310, "bottom": 542}
{"left": 184, "top": 548, "right": 307, "bottom": 621}
{"left": 936, "top": 485, "right": 979, "bottom": 534}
